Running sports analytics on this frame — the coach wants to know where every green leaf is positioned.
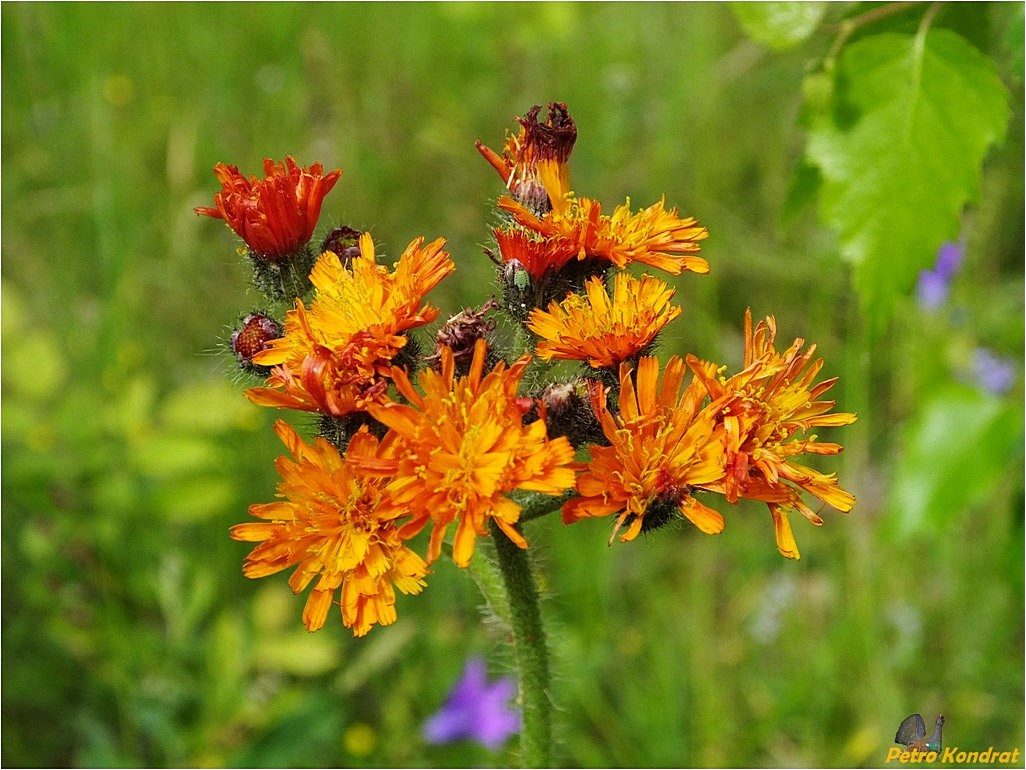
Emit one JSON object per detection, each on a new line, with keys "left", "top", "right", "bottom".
{"left": 780, "top": 158, "right": 822, "bottom": 230}
{"left": 806, "top": 29, "right": 1010, "bottom": 336}
{"left": 883, "top": 383, "right": 1024, "bottom": 543}
{"left": 732, "top": 2, "right": 826, "bottom": 50}
{"left": 997, "top": 3, "right": 1025, "bottom": 80}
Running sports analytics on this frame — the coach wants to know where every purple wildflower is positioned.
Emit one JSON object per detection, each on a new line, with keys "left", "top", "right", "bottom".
{"left": 934, "top": 240, "right": 965, "bottom": 276}
{"left": 916, "top": 240, "right": 965, "bottom": 310}
{"left": 423, "top": 657, "right": 521, "bottom": 750}
{"left": 916, "top": 270, "right": 952, "bottom": 310}
{"left": 972, "top": 348, "right": 1017, "bottom": 395}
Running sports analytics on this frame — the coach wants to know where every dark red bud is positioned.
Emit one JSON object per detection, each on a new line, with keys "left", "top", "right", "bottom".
{"left": 231, "top": 312, "right": 281, "bottom": 372}
{"left": 321, "top": 226, "right": 364, "bottom": 268}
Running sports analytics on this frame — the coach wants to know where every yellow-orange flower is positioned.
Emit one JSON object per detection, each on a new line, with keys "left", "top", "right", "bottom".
{"left": 687, "top": 309, "right": 857, "bottom": 559}
{"left": 563, "top": 356, "right": 728, "bottom": 542}
{"left": 195, "top": 156, "right": 342, "bottom": 260}
{"left": 363, "top": 339, "right": 577, "bottom": 568}
{"left": 246, "top": 233, "right": 454, "bottom": 416}
{"left": 528, "top": 272, "right": 682, "bottom": 369}
{"left": 497, "top": 168, "right": 709, "bottom": 275}
{"left": 229, "top": 420, "right": 428, "bottom": 636}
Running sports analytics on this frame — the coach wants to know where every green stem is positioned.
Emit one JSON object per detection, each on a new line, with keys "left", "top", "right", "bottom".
{"left": 516, "top": 488, "right": 576, "bottom": 524}
{"left": 510, "top": 319, "right": 535, "bottom": 360}
{"left": 822, "top": 1, "right": 919, "bottom": 70}
{"left": 491, "top": 521, "right": 551, "bottom": 767}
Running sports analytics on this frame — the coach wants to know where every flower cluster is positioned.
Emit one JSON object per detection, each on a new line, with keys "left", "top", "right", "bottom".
{"left": 199, "top": 102, "right": 856, "bottom": 636}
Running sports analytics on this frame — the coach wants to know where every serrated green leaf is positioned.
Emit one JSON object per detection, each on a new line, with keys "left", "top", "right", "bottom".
{"left": 732, "top": 2, "right": 826, "bottom": 51}
{"left": 806, "top": 29, "right": 1010, "bottom": 336}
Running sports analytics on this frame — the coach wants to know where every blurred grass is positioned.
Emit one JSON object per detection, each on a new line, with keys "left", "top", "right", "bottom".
{"left": 2, "top": 3, "right": 1022, "bottom": 768}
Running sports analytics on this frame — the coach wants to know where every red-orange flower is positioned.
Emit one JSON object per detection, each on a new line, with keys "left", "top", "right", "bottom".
{"left": 229, "top": 420, "right": 428, "bottom": 636}
{"left": 363, "top": 339, "right": 577, "bottom": 568}
{"left": 493, "top": 227, "right": 580, "bottom": 282}
{"left": 246, "top": 233, "right": 454, "bottom": 416}
{"left": 687, "top": 309, "right": 857, "bottom": 559}
{"left": 563, "top": 356, "right": 728, "bottom": 542}
{"left": 528, "top": 272, "right": 682, "bottom": 369}
{"left": 196, "top": 156, "right": 342, "bottom": 260}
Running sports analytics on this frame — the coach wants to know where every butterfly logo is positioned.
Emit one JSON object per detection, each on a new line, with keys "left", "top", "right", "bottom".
{"left": 894, "top": 713, "right": 945, "bottom": 752}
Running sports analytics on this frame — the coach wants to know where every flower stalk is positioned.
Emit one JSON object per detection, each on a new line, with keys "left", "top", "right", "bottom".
{"left": 491, "top": 520, "right": 552, "bottom": 768}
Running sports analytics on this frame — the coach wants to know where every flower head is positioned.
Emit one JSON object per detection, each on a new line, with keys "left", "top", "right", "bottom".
{"left": 528, "top": 272, "right": 682, "bottom": 369}
{"left": 563, "top": 356, "right": 728, "bottom": 542}
{"left": 245, "top": 233, "right": 454, "bottom": 416}
{"left": 498, "top": 179, "right": 709, "bottom": 276}
{"left": 195, "top": 156, "right": 342, "bottom": 260}
{"left": 364, "top": 339, "right": 577, "bottom": 567}
{"left": 476, "top": 102, "right": 577, "bottom": 213}
{"left": 229, "top": 420, "right": 428, "bottom": 636}
{"left": 423, "top": 657, "right": 521, "bottom": 750}
{"left": 493, "top": 227, "right": 581, "bottom": 283}
{"left": 687, "top": 309, "right": 857, "bottom": 559}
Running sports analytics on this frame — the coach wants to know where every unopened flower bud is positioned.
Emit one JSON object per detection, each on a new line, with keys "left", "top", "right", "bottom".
{"left": 534, "top": 379, "right": 604, "bottom": 448}
{"left": 317, "top": 411, "right": 388, "bottom": 451}
{"left": 428, "top": 299, "right": 500, "bottom": 375}
{"left": 630, "top": 496, "right": 678, "bottom": 536}
{"left": 230, "top": 312, "right": 281, "bottom": 374}
{"left": 321, "top": 225, "right": 364, "bottom": 268}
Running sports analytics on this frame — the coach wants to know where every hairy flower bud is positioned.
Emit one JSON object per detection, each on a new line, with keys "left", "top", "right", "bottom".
{"left": 230, "top": 312, "right": 282, "bottom": 374}
{"left": 533, "top": 379, "right": 604, "bottom": 448}
{"left": 321, "top": 225, "right": 364, "bottom": 269}
{"left": 428, "top": 299, "right": 500, "bottom": 375}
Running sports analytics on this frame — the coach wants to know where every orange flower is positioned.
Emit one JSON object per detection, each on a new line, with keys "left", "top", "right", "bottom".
{"left": 476, "top": 102, "right": 577, "bottom": 212}
{"left": 246, "top": 233, "right": 454, "bottom": 416}
{"left": 528, "top": 272, "right": 682, "bottom": 369}
{"left": 196, "top": 156, "right": 342, "bottom": 260}
{"left": 497, "top": 165, "right": 709, "bottom": 276}
{"left": 229, "top": 420, "right": 428, "bottom": 636}
{"left": 493, "top": 227, "right": 580, "bottom": 282}
{"left": 563, "top": 356, "right": 728, "bottom": 542}
{"left": 687, "top": 309, "right": 857, "bottom": 559}
{"left": 363, "top": 339, "right": 577, "bottom": 568}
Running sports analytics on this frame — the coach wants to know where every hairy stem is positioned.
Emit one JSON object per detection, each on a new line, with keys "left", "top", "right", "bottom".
{"left": 491, "top": 521, "right": 551, "bottom": 767}
{"left": 517, "top": 488, "right": 576, "bottom": 524}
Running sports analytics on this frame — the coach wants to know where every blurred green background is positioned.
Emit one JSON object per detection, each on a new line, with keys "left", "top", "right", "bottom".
{"left": 2, "top": 3, "right": 1022, "bottom": 767}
